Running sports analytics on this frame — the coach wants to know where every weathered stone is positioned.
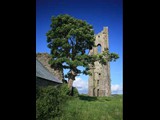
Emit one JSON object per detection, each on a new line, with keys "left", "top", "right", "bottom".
{"left": 36, "top": 53, "right": 63, "bottom": 81}
{"left": 88, "top": 27, "right": 111, "bottom": 96}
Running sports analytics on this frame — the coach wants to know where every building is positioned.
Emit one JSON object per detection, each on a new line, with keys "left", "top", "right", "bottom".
{"left": 36, "top": 53, "right": 63, "bottom": 81}
{"left": 88, "top": 27, "right": 111, "bottom": 96}
{"left": 36, "top": 59, "right": 62, "bottom": 87}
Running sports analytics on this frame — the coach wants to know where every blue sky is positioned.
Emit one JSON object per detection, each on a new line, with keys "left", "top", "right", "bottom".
{"left": 36, "top": 0, "right": 123, "bottom": 94}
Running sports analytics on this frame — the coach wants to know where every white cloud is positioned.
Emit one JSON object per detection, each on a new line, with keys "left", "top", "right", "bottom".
{"left": 73, "top": 77, "right": 123, "bottom": 94}
{"left": 73, "top": 77, "right": 88, "bottom": 94}
{"left": 111, "top": 84, "right": 123, "bottom": 94}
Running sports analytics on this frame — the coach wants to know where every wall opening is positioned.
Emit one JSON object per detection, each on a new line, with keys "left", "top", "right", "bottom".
{"left": 97, "top": 89, "right": 99, "bottom": 96}
{"left": 97, "top": 44, "right": 101, "bottom": 53}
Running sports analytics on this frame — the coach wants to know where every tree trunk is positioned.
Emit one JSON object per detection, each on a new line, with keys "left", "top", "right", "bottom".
{"left": 68, "top": 78, "right": 73, "bottom": 95}
{"left": 68, "top": 69, "right": 77, "bottom": 96}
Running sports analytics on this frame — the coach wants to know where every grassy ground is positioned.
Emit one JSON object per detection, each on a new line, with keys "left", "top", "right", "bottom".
{"left": 55, "top": 94, "right": 123, "bottom": 120}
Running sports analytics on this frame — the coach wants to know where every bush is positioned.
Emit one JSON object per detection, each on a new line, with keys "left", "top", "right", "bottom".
{"left": 36, "top": 85, "right": 68, "bottom": 120}
{"left": 73, "top": 87, "right": 79, "bottom": 97}
{"left": 57, "top": 83, "right": 79, "bottom": 97}
{"left": 58, "top": 83, "right": 70, "bottom": 96}
{"left": 36, "top": 84, "right": 79, "bottom": 120}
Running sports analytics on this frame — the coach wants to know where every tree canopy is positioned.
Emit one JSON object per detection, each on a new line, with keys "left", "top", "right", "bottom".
{"left": 46, "top": 14, "right": 119, "bottom": 92}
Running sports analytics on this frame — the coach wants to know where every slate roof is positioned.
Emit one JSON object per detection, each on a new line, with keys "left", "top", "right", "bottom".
{"left": 36, "top": 59, "right": 62, "bottom": 84}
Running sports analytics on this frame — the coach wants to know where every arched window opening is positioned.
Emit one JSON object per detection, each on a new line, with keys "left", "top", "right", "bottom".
{"left": 97, "top": 44, "right": 101, "bottom": 53}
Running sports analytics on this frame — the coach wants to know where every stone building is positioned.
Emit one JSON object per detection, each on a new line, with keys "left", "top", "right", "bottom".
{"left": 36, "top": 59, "right": 62, "bottom": 87}
{"left": 88, "top": 27, "right": 111, "bottom": 96}
{"left": 36, "top": 53, "right": 63, "bottom": 81}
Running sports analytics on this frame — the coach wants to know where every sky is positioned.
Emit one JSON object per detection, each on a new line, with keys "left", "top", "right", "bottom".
{"left": 36, "top": 0, "right": 123, "bottom": 94}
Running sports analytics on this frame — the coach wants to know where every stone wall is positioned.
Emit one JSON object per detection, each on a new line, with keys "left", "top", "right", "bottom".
{"left": 88, "top": 27, "right": 111, "bottom": 96}
{"left": 36, "top": 53, "right": 63, "bottom": 81}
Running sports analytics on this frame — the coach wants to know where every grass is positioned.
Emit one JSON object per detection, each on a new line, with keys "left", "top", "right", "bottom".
{"left": 55, "top": 94, "right": 123, "bottom": 120}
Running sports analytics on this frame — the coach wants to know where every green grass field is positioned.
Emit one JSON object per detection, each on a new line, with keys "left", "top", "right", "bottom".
{"left": 55, "top": 94, "right": 123, "bottom": 120}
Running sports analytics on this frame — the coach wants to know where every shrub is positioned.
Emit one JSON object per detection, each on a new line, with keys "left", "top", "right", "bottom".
{"left": 58, "top": 83, "right": 70, "bottom": 96}
{"left": 57, "top": 83, "right": 79, "bottom": 97}
{"left": 36, "top": 84, "right": 79, "bottom": 120}
{"left": 36, "top": 85, "right": 67, "bottom": 120}
{"left": 72, "top": 87, "right": 79, "bottom": 97}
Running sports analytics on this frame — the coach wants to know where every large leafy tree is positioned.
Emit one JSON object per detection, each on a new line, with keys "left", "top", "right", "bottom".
{"left": 46, "top": 14, "right": 119, "bottom": 95}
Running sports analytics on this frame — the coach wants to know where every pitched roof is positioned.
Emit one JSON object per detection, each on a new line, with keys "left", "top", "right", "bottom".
{"left": 36, "top": 59, "right": 62, "bottom": 84}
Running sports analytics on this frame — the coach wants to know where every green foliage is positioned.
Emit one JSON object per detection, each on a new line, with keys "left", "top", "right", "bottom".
{"left": 46, "top": 14, "right": 95, "bottom": 78}
{"left": 58, "top": 83, "right": 70, "bottom": 96}
{"left": 99, "top": 48, "right": 119, "bottom": 65}
{"left": 72, "top": 87, "right": 79, "bottom": 97}
{"left": 46, "top": 14, "right": 119, "bottom": 81}
{"left": 46, "top": 14, "right": 119, "bottom": 95}
{"left": 36, "top": 85, "right": 122, "bottom": 120}
{"left": 58, "top": 84, "right": 79, "bottom": 97}
{"left": 36, "top": 85, "right": 69, "bottom": 120}
{"left": 55, "top": 95, "right": 123, "bottom": 120}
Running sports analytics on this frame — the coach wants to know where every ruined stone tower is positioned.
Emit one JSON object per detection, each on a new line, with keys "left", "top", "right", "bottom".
{"left": 88, "top": 27, "right": 111, "bottom": 96}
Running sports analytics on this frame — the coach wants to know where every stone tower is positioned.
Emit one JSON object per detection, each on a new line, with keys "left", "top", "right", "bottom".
{"left": 88, "top": 27, "right": 111, "bottom": 96}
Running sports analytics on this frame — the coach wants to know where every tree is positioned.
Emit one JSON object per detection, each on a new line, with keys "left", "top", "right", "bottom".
{"left": 46, "top": 14, "right": 119, "bottom": 95}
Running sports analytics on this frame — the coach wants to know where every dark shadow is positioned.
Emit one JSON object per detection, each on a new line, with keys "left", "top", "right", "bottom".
{"left": 78, "top": 95, "right": 97, "bottom": 101}
{"left": 104, "top": 98, "right": 111, "bottom": 101}
{"left": 97, "top": 97, "right": 111, "bottom": 102}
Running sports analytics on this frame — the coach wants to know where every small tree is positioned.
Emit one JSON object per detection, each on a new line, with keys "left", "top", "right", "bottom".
{"left": 46, "top": 14, "right": 119, "bottom": 95}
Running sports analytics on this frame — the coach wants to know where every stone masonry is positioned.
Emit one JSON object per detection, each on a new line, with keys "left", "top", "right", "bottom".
{"left": 88, "top": 27, "right": 111, "bottom": 96}
{"left": 36, "top": 53, "right": 63, "bottom": 81}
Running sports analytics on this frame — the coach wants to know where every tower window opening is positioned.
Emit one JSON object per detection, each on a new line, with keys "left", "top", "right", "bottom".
{"left": 97, "top": 44, "right": 101, "bottom": 53}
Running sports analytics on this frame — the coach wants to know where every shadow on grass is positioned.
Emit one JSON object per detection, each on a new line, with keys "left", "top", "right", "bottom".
{"left": 78, "top": 95, "right": 113, "bottom": 102}
{"left": 78, "top": 95, "right": 97, "bottom": 101}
